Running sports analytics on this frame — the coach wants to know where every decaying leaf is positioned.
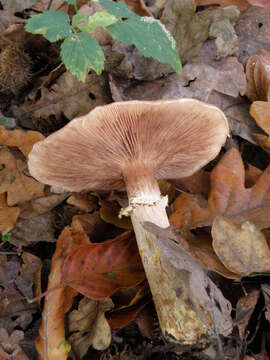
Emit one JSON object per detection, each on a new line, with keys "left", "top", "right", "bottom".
{"left": 69, "top": 297, "right": 114, "bottom": 357}
{"left": 170, "top": 148, "right": 270, "bottom": 230}
{"left": 0, "top": 148, "right": 44, "bottom": 206}
{"left": 212, "top": 216, "right": 270, "bottom": 276}
{"left": 245, "top": 49, "right": 270, "bottom": 102}
{"left": 0, "top": 328, "right": 29, "bottom": 360}
{"left": 124, "top": 0, "right": 152, "bottom": 16}
{"left": 10, "top": 212, "right": 56, "bottom": 247}
{"left": 250, "top": 101, "right": 270, "bottom": 152}
{"left": 0, "top": 193, "right": 19, "bottom": 233}
{"left": 67, "top": 194, "right": 98, "bottom": 213}
{"left": 36, "top": 221, "right": 90, "bottom": 360}
{"left": 143, "top": 222, "right": 233, "bottom": 337}
{"left": 196, "top": 0, "right": 249, "bottom": 11}
{"left": 236, "top": 6, "right": 270, "bottom": 62}
{"left": 20, "top": 193, "right": 68, "bottom": 219}
{"left": 161, "top": 0, "right": 239, "bottom": 62}
{"left": 62, "top": 231, "right": 145, "bottom": 300}
{"left": 13, "top": 71, "right": 110, "bottom": 125}
{"left": 100, "top": 200, "right": 132, "bottom": 230}
{"left": 0, "top": 126, "right": 44, "bottom": 158}
{"left": 235, "top": 290, "right": 260, "bottom": 339}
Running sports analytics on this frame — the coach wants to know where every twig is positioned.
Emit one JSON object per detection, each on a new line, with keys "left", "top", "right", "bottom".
{"left": 47, "top": 0, "right": 53, "bottom": 10}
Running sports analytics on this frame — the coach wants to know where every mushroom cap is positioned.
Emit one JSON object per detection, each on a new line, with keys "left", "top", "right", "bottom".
{"left": 28, "top": 99, "right": 229, "bottom": 192}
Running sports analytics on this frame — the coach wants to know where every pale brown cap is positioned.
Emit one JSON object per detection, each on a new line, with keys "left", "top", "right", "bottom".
{"left": 28, "top": 99, "right": 229, "bottom": 192}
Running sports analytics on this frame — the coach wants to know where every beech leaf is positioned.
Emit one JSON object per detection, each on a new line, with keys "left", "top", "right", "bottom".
{"left": 62, "top": 231, "right": 145, "bottom": 299}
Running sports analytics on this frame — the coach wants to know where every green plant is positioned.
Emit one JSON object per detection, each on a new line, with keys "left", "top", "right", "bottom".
{"left": 1, "top": 233, "right": 11, "bottom": 242}
{"left": 25, "top": 0, "right": 181, "bottom": 82}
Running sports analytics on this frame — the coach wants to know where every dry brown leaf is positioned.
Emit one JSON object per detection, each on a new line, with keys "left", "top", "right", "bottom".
{"left": 100, "top": 200, "right": 132, "bottom": 230}
{"left": 0, "top": 148, "right": 44, "bottom": 206}
{"left": 245, "top": 49, "right": 270, "bottom": 102}
{"left": 172, "top": 170, "right": 210, "bottom": 196}
{"left": 20, "top": 194, "right": 68, "bottom": 219}
{"left": 0, "top": 126, "right": 44, "bottom": 158}
{"left": 69, "top": 297, "right": 114, "bottom": 358}
{"left": 0, "top": 328, "right": 29, "bottom": 360}
{"left": 124, "top": 0, "right": 152, "bottom": 15}
{"left": 196, "top": 0, "right": 249, "bottom": 10}
{"left": 186, "top": 231, "right": 239, "bottom": 279}
{"left": 170, "top": 148, "right": 270, "bottom": 230}
{"left": 67, "top": 194, "right": 98, "bottom": 212}
{"left": 14, "top": 71, "right": 110, "bottom": 125}
{"left": 250, "top": 101, "right": 270, "bottom": 152}
{"left": 0, "top": 206, "right": 20, "bottom": 234}
{"left": 235, "top": 290, "right": 260, "bottom": 339}
{"left": 212, "top": 216, "right": 270, "bottom": 275}
{"left": 36, "top": 221, "right": 90, "bottom": 360}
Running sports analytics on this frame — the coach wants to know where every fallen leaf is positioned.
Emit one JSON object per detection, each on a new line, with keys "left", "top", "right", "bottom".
{"left": 170, "top": 148, "right": 270, "bottom": 230}
{"left": 0, "top": 204, "right": 20, "bottom": 234}
{"left": 186, "top": 230, "right": 240, "bottom": 279}
{"left": 143, "top": 222, "right": 233, "bottom": 337}
{"left": 2, "top": 0, "right": 37, "bottom": 12}
{"left": 0, "top": 328, "right": 29, "bottom": 360}
{"left": 100, "top": 200, "right": 133, "bottom": 230}
{"left": 69, "top": 297, "right": 114, "bottom": 357}
{"left": 0, "top": 126, "right": 44, "bottom": 158}
{"left": 245, "top": 49, "right": 270, "bottom": 102}
{"left": 67, "top": 194, "right": 98, "bottom": 213}
{"left": 161, "top": 0, "right": 239, "bottom": 62}
{"left": 36, "top": 222, "right": 90, "bottom": 360}
{"left": 0, "top": 148, "right": 44, "bottom": 206}
{"left": 124, "top": 0, "right": 152, "bottom": 16}
{"left": 15, "top": 252, "right": 42, "bottom": 301}
{"left": 62, "top": 231, "right": 145, "bottom": 300}
{"left": 235, "top": 290, "right": 260, "bottom": 339}
{"left": 250, "top": 101, "right": 270, "bottom": 152}
{"left": 236, "top": 6, "right": 270, "bottom": 62}
{"left": 196, "top": 0, "right": 249, "bottom": 11}
{"left": 212, "top": 216, "right": 270, "bottom": 275}
{"left": 248, "top": 0, "right": 270, "bottom": 6}
{"left": 172, "top": 169, "right": 210, "bottom": 196}
{"left": 20, "top": 194, "right": 68, "bottom": 219}
{"left": 14, "top": 71, "right": 110, "bottom": 125}
{"left": 10, "top": 213, "right": 56, "bottom": 247}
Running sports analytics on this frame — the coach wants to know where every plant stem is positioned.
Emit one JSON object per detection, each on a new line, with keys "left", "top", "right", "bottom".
{"left": 47, "top": 0, "right": 53, "bottom": 10}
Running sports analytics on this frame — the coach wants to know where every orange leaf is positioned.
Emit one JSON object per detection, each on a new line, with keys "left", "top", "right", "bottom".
{"left": 124, "top": 0, "right": 152, "bottom": 16}
{"left": 170, "top": 148, "right": 270, "bottom": 230}
{"left": 0, "top": 126, "right": 44, "bottom": 158}
{"left": 36, "top": 221, "right": 90, "bottom": 360}
{"left": 62, "top": 231, "right": 145, "bottom": 300}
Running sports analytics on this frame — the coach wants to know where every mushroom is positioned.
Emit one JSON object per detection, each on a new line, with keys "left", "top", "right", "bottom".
{"left": 28, "top": 99, "right": 229, "bottom": 344}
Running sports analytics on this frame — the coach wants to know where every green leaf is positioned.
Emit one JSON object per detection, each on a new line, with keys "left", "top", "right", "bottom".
{"left": 107, "top": 17, "right": 182, "bottom": 74}
{"left": 72, "top": 11, "right": 118, "bottom": 32}
{"left": 98, "top": 0, "right": 137, "bottom": 19}
{"left": 25, "top": 10, "right": 72, "bottom": 42}
{"left": 60, "top": 32, "right": 105, "bottom": 81}
{"left": 1, "top": 233, "right": 11, "bottom": 242}
{"left": 65, "top": 0, "right": 76, "bottom": 4}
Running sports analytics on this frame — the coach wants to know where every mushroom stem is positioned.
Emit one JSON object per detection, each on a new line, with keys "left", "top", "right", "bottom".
{"left": 123, "top": 169, "right": 208, "bottom": 344}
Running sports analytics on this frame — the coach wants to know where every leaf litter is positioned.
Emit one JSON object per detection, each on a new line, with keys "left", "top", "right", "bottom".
{"left": 0, "top": 0, "right": 270, "bottom": 359}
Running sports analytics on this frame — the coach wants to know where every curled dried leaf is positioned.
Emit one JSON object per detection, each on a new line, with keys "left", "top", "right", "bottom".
{"left": 245, "top": 49, "right": 270, "bottom": 101}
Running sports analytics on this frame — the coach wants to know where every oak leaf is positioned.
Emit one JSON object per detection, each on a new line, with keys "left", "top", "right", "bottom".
{"left": 69, "top": 297, "right": 114, "bottom": 357}
{"left": 36, "top": 221, "right": 90, "bottom": 360}
{"left": 62, "top": 231, "right": 145, "bottom": 300}
{"left": 170, "top": 148, "right": 270, "bottom": 230}
{"left": 0, "top": 328, "right": 29, "bottom": 360}
{"left": 212, "top": 216, "right": 270, "bottom": 276}
{"left": 250, "top": 101, "right": 270, "bottom": 152}
{"left": 0, "top": 148, "right": 44, "bottom": 206}
{"left": 0, "top": 126, "right": 44, "bottom": 158}
{"left": 0, "top": 194, "right": 19, "bottom": 233}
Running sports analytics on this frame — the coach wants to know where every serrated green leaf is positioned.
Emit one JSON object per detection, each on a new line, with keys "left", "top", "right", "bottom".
{"left": 72, "top": 11, "right": 118, "bottom": 32}
{"left": 107, "top": 17, "right": 182, "bottom": 74}
{"left": 98, "top": 0, "right": 137, "bottom": 19}
{"left": 60, "top": 32, "right": 105, "bottom": 81}
{"left": 25, "top": 10, "right": 71, "bottom": 42}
